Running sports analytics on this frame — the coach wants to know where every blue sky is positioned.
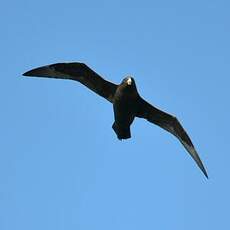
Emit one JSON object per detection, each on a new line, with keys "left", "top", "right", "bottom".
{"left": 1, "top": 0, "right": 230, "bottom": 229}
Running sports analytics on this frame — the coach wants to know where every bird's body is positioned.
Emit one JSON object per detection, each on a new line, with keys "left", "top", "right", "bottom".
{"left": 23, "top": 62, "right": 208, "bottom": 178}
{"left": 112, "top": 77, "right": 139, "bottom": 139}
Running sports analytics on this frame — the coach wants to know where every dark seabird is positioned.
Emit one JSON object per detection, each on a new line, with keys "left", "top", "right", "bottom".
{"left": 23, "top": 62, "right": 208, "bottom": 178}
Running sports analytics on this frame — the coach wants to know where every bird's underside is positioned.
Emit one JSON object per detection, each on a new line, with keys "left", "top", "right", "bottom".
{"left": 23, "top": 62, "right": 208, "bottom": 178}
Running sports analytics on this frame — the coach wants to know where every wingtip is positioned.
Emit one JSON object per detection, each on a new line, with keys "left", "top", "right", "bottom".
{"left": 181, "top": 141, "right": 209, "bottom": 179}
{"left": 196, "top": 156, "right": 209, "bottom": 179}
{"left": 22, "top": 68, "right": 41, "bottom": 76}
{"left": 194, "top": 156, "right": 209, "bottom": 179}
{"left": 22, "top": 71, "right": 30, "bottom": 76}
{"left": 21, "top": 65, "right": 53, "bottom": 78}
{"left": 203, "top": 169, "right": 209, "bottom": 179}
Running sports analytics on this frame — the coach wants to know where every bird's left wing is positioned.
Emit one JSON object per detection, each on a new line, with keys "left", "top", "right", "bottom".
{"left": 136, "top": 97, "right": 208, "bottom": 178}
{"left": 23, "top": 62, "right": 117, "bottom": 103}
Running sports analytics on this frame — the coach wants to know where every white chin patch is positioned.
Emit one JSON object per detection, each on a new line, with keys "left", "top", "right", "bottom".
{"left": 127, "top": 78, "right": 132, "bottom": 85}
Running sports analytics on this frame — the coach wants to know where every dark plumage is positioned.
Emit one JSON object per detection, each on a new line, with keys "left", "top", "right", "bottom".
{"left": 23, "top": 62, "right": 208, "bottom": 178}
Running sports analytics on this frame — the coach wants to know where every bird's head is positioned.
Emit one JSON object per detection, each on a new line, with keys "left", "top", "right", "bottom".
{"left": 120, "top": 76, "right": 138, "bottom": 94}
{"left": 122, "top": 76, "right": 135, "bottom": 86}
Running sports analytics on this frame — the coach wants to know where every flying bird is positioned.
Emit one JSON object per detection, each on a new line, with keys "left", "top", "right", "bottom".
{"left": 23, "top": 62, "right": 208, "bottom": 178}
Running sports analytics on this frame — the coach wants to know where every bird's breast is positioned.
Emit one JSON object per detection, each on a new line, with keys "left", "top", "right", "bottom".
{"left": 113, "top": 88, "right": 139, "bottom": 126}
{"left": 113, "top": 89, "right": 138, "bottom": 109}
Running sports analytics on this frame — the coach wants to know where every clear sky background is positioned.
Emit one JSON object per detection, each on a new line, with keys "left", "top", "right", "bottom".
{"left": 1, "top": 0, "right": 230, "bottom": 229}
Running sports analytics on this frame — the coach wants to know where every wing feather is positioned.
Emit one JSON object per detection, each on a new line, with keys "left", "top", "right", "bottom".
{"left": 136, "top": 98, "right": 208, "bottom": 178}
{"left": 23, "top": 62, "right": 117, "bottom": 103}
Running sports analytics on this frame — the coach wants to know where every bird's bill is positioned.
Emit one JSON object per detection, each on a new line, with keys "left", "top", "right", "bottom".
{"left": 127, "top": 77, "right": 132, "bottom": 85}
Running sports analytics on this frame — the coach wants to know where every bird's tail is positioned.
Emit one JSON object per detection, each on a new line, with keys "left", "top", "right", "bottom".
{"left": 112, "top": 122, "right": 131, "bottom": 140}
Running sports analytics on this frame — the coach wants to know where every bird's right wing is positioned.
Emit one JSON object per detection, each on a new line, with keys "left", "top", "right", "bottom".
{"left": 23, "top": 62, "right": 118, "bottom": 103}
{"left": 136, "top": 97, "right": 208, "bottom": 178}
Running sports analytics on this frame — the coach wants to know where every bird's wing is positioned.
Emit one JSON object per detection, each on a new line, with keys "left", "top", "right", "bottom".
{"left": 136, "top": 97, "right": 208, "bottom": 178}
{"left": 23, "top": 62, "right": 117, "bottom": 103}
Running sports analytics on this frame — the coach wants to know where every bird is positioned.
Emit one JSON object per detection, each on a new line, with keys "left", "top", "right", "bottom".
{"left": 23, "top": 62, "right": 208, "bottom": 178}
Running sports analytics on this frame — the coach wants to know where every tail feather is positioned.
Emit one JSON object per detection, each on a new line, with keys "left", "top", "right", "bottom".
{"left": 112, "top": 123, "right": 131, "bottom": 140}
